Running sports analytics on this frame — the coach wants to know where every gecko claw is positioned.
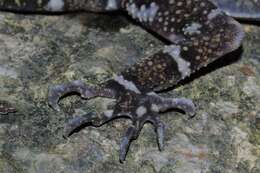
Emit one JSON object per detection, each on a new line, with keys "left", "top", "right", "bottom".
{"left": 153, "top": 96, "right": 196, "bottom": 119}
{"left": 48, "top": 80, "right": 96, "bottom": 105}
{"left": 48, "top": 92, "right": 61, "bottom": 112}
{"left": 174, "top": 98, "right": 196, "bottom": 118}
{"left": 48, "top": 80, "right": 116, "bottom": 111}
{"left": 63, "top": 112, "right": 96, "bottom": 137}
{"left": 155, "top": 119, "right": 165, "bottom": 151}
{"left": 119, "top": 125, "right": 139, "bottom": 163}
{"left": 63, "top": 110, "right": 116, "bottom": 137}
{"left": 119, "top": 136, "right": 129, "bottom": 162}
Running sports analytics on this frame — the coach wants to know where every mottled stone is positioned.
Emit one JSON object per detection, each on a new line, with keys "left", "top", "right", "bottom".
{"left": 0, "top": 8, "right": 259, "bottom": 173}
{"left": 256, "top": 112, "right": 260, "bottom": 130}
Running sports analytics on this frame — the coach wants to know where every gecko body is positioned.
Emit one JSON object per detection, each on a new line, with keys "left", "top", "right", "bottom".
{"left": 0, "top": 0, "right": 248, "bottom": 162}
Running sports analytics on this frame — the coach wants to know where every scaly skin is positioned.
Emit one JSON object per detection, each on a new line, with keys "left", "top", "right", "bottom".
{"left": 0, "top": 0, "right": 246, "bottom": 162}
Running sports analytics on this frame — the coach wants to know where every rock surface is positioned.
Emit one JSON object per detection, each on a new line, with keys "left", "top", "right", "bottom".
{"left": 0, "top": 11, "right": 259, "bottom": 173}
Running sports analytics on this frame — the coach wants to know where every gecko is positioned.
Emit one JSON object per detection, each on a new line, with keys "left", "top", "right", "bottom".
{"left": 0, "top": 0, "right": 249, "bottom": 162}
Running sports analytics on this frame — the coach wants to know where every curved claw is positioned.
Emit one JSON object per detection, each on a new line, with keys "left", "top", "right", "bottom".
{"left": 149, "top": 116, "right": 165, "bottom": 151}
{"left": 156, "top": 97, "right": 196, "bottom": 118}
{"left": 119, "top": 126, "right": 138, "bottom": 163}
{"left": 155, "top": 119, "right": 165, "bottom": 151}
{"left": 63, "top": 112, "right": 96, "bottom": 138}
{"left": 173, "top": 98, "right": 196, "bottom": 118}
{"left": 48, "top": 80, "right": 117, "bottom": 112}
{"left": 48, "top": 80, "right": 98, "bottom": 111}
{"left": 48, "top": 85, "right": 62, "bottom": 111}
{"left": 119, "top": 136, "right": 130, "bottom": 162}
{"left": 63, "top": 110, "right": 116, "bottom": 137}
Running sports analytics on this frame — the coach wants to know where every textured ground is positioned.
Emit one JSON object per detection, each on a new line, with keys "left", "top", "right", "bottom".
{"left": 0, "top": 11, "right": 259, "bottom": 173}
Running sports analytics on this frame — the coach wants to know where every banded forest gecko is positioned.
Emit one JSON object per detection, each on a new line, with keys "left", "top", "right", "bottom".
{"left": 0, "top": 0, "right": 250, "bottom": 162}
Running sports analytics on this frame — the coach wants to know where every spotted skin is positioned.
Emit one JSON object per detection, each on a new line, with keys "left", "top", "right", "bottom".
{"left": 0, "top": 0, "right": 245, "bottom": 162}
{"left": 121, "top": 51, "right": 181, "bottom": 92}
{"left": 122, "top": 0, "right": 244, "bottom": 91}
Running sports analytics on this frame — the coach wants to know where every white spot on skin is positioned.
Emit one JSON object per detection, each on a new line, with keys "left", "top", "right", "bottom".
{"left": 151, "top": 104, "right": 159, "bottom": 112}
{"left": 182, "top": 22, "right": 202, "bottom": 35}
{"left": 126, "top": 2, "right": 159, "bottom": 23}
{"left": 207, "top": 8, "right": 223, "bottom": 20}
{"left": 104, "top": 110, "right": 114, "bottom": 118}
{"left": 126, "top": 3, "right": 138, "bottom": 19}
{"left": 114, "top": 75, "right": 141, "bottom": 94}
{"left": 106, "top": 0, "right": 119, "bottom": 10}
{"left": 168, "top": 33, "right": 185, "bottom": 43}
{"left": 136, "top": 106, "right": 147, "bottom": 117}
{"left": 146, "top": 92, "right": 157, "bottom": 96}
{"left": 163, "top": 45, "right": 191, "bottom": 78}
{"left": 148, "top": 2, "right": 160, "bottom": 22}
{"left": 45, "top": 0, "right": 64, "bottom": 11}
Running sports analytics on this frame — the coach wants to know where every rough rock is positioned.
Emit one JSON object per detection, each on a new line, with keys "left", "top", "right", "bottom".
{"left": 0, "top": 11, "right": 259, "bottom": 173}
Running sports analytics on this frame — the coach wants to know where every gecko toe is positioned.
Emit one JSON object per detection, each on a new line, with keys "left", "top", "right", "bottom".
{"left": 119, "top": 125, "right": 139, "bottom": 163}
{"left": 63, "top": 112, "right": 96, "bottom": 138}
{"left": 63, "top": 110, "right": 118, "bottom": 138}
{"left": 154, "top": 95, "right": 196, "bottom": 118}
{"left": 48, "top": 80, "right": 116, "bottom": 112}
{"left": 119, "top": 136, "right": 129, "bottom": 162}
{"left": 176, "top": 98, "right": 196, "bottom": 118}
{"left": 155, "top": 120, "right": 165, "bottom": 151}
{"left": 149, "top": 116, "right": 165, "bottom": 151}
{"left": 48, "top": 85, "right": 64, "bottom": 111}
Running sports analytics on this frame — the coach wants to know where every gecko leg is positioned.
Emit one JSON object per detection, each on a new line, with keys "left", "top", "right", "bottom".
{"left": 48, "top": 80, "right": 116, "bottom": 111}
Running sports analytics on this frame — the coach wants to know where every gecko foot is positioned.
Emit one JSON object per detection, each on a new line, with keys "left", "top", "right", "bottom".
{"left": 48, "top": 80, "right": 196, "bottom": 162}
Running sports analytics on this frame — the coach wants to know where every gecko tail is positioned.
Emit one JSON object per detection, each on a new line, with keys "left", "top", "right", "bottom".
{"left": 0, "top": 0, "right": 122, "bottom": 13}
{"left": 0, "top": 0, "right": 65, "bottom": 13}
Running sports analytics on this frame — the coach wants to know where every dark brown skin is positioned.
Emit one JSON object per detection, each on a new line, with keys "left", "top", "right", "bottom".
{"left": 0, "top": 100, "right": 16, "bottom": 115}
{"left": 0, "top": 0, "right": 246, "bottom": 162}
{"left": 0, "top": 0, "right": 122, "bottom": 12}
